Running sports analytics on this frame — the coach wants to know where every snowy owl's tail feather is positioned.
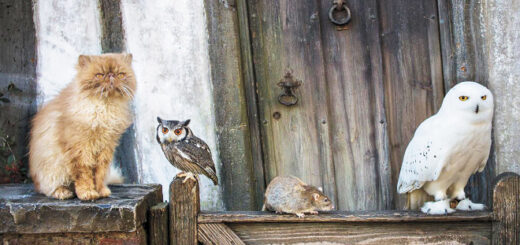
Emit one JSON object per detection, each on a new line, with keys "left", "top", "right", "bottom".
{"left": 104, "top": 165, "right": 124, "bottom": 184}
{"left": 406, "top": 189, "right": 433, "bottom": 210}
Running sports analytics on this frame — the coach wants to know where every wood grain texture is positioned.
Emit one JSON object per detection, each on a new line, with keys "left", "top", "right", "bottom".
{"left": 236, "top": 0, "right": 268, "bottom": 211}
{"left": 148, "top": 202, "right": 168, "bottom": 245}
{"left": 317, "top": 0, "right": 391, "bottom": 211}
{"left": 198, "top": 223, "right": 245, "bottom": 245}
{"left": 492, "top": 172, "right": 520, "bottom": 244}
{"left": 198, "top": 210, "right": 492, "bottom": 223}
{"left": 247, "top": 0, "right": 336, "bottom": 209}
{"left": 378, "top": 0, "right": 444, "bottom": 209}
{"left": 0, "top": 0, "right": 37, "bottom": 180}
{"left": 228, "top": 222, "right": 491, "bottom": 244}
{"left": 169, "top": 177, "right": 199, "bottom": 245}
{"left": 205, "top": 0, "right": 262, "bottom": 211}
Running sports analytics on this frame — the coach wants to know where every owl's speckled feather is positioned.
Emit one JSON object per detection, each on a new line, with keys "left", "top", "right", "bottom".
{"left": 156, "top": 117, "right": 218, "bottom": 185}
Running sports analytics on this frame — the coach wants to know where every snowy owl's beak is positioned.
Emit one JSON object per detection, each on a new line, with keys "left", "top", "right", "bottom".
{"left": 475, "top": 104, "right": 480, "bottom": 114}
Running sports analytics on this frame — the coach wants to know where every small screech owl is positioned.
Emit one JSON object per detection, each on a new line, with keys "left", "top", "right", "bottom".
{"left": 156, "top": 117, "right": 218, "bottom": 185}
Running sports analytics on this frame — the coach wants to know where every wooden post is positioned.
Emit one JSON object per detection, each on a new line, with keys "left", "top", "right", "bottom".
{"left": 149, "top": 202, "right": 168, "bottom": 245}
{"left": 169, "top": 176, "right": 200, "bottom": 245}
{"left": 492, "top": 172, "right": 520, "bottom": 244}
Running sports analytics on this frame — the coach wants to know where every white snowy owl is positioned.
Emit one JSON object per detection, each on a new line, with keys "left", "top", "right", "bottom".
{"left": 397, "top": 81, "right": 493, "bottom": 215}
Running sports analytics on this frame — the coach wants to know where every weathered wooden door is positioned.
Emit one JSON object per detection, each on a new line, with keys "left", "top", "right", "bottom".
{"left": 246, "top": 0, "right": 444, "bottom": 210}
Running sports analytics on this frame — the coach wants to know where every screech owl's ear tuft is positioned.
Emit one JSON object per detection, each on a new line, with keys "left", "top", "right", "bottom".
{"left": 183, "top": 119, "right": 191, "bottom": 126}
{"left": 157, "top": 117, "right": 162, "bottom": 124}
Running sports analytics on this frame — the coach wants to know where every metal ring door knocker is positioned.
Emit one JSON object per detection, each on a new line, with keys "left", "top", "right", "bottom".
{"left": 329, "top": 0, "right": 351, "bottom": 26}
{"left": 278, "top": 71, "right": 301, "bottom": 106}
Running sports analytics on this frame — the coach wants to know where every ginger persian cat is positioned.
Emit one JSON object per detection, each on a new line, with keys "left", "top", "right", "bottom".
{"left": 29, "top": 53, "right": 136, "bottom": 200}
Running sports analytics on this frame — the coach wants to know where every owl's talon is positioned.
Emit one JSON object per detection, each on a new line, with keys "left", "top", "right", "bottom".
{"left": 181, "top": 172, "right": 197, "bottom": 183}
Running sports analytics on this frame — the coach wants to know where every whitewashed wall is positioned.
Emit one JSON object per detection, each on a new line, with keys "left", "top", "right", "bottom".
{"left": 33, "top": 0, "right": 224, "bottom": 210}
{"left": 479, "top": 0, "right": 520, "bottom": 175}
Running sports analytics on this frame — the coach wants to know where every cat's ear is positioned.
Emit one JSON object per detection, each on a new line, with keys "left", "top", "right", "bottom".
{"left": 122, "top": 53, "right": 133, "bottom": 64}
{"left": 182, "top": 119, "right": 191, "bottom": 126}
{"left": 78, "top": 55, "right": 92, "bottom": 68}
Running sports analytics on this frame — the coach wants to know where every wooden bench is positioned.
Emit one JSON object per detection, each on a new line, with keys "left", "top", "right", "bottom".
{"left": 150, "top": 172, "right": 519, "bottom": 244}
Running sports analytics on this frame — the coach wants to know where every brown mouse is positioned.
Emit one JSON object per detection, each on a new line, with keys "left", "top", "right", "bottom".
{"left": 262, "top": 176, "right": 334, "bottom": 218}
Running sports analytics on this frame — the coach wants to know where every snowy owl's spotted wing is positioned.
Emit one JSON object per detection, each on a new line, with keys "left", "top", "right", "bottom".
{"left": 397, "top": 118, "right": 447, "bottom": 194}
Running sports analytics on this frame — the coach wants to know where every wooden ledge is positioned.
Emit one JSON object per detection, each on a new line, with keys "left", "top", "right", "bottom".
{"left": 198, "top": 210, "right": 492, "bottom": 223}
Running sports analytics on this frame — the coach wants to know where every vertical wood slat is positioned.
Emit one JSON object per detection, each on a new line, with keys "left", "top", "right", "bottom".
{"left": 492, "top": 172, "right": 520, "bottom": 244}
{"left": 236, "top": 0, "right": 268, "bottom": 211}
{"left": 169, "top": 177, "right": 199, "bottom": 245}
{"left": 198, "top": 223, "right": 245, "bottom": 245}
{"left": 0, "top": 0, "right": 37, "bottom": 181}
{"left": 247, "top": 0, "right": 337, "bottom": 207}
{"left": 148, "top": 202, "right": 168, "bottom": 245}
{"left": 317, "top": 0, "right": 391, "bottom": 210}
{"left": 204, "top": 0, "right": 263, "bottom": 211}
{"left": 378, "top": 0, "right": 444, "bottom": 209}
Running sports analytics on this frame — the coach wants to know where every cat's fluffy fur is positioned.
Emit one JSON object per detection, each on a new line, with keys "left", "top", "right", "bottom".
{"left": 29, "top": 53, "right": 136, "bottom": 200}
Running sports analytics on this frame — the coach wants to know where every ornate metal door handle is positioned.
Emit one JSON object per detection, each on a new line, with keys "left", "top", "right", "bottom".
{"left": 277, "top": 71, "right": 301, "bottom": 106}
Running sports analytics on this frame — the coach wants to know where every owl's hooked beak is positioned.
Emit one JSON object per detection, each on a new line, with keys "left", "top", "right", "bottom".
{"left": 475, "top": 104, "right": 479, "bottom": 114}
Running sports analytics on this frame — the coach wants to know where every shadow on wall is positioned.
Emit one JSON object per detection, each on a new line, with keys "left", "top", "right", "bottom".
{"left": 0, "top": 1, "right": 37, "bottom": 184}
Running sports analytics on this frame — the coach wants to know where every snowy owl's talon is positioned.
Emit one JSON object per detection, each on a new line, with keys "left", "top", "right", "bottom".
{"left": 421, "top": 200, "right": 455, "bottom": 215}
{"left": 456, "top": 199, "right": 485, "bottom": 211}
{"left": 296, "top": 213, "right": 305, "bottom": 218}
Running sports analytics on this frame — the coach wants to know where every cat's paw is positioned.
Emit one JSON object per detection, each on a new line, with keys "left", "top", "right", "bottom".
{"left": 52, "top": 186, "right": 74, "bottom": 200}
{"left": 98, "top": 186, "right": 111, "bottom": 198}
{"left": 76, "top": 189, "right": 100, "bottom": 201}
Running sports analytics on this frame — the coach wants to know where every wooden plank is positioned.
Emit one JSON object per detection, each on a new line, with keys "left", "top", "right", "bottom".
{"left": 492, "top": 172, "right": 520, "bottom": 244}
{"left": 169, "top": 177, "right": 199, "bottom": 245}
{"left": 198, "top": 211, "right": 492, "bottom": 223}
{"left": 378, "top": 0, "right": 445, "bottom": 209}
{"left": 0, "top": 0, "right": 37, "bottom": 183}
{"left": 317, "top": 0, "right": 392, "bottom": 210}
{"left": 228, "top": 222, "right": 491, "bottom": 244}
{"left": 148, "top": 202, "right": 168, "bottom": 245}
{"left": 247, "top": 0, "right": 336, "bottom": 206}
{"left": 235, "top": 0, "right": 267, "bottom": 211}
{"left": 204, "top": 0, "right": 262, "bottom": 211}
{"left": 198, "top": 223, "right": 245, "bottom": 245}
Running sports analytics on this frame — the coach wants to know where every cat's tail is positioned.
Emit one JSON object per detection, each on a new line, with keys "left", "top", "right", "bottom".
{"left": 105, "top": 165, "right": 124, "bottom": 184}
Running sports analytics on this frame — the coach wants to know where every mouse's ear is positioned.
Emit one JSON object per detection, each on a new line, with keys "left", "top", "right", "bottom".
{"left": 312, "top": 193, "right": 320, "bottom": 201}
{"left": 318, "top": 187, "right": 323, "bottom": 192}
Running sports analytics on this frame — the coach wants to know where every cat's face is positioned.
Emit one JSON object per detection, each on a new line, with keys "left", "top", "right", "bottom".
{"left": 76, "top": 53, "right": 136, "bottom": 99}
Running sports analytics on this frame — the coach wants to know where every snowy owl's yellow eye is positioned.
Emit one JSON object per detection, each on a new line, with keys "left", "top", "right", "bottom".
{"left": 481, "top": 95, "right": 487, "bottom": 100}
{"left": 459, "top": 96, "right": 469, "bottom": 101}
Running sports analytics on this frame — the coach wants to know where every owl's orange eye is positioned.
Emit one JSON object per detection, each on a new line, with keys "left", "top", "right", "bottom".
{"left": 459, "top": 96, "right": 469, "bottom": 101}
{"left": 118, "top": 73, "right": 125, "bottom": 79}
{"left": 162, "top": 127, "right": 169, "bottom": 134}
{"left": 174, "top": 129, "right": 182, "bottom": 135}
{"left": 481, "top": 95, "right": 487, "bottom": 100}
{"left": 95, "top": 73, "right": 103, "bottom": 79}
